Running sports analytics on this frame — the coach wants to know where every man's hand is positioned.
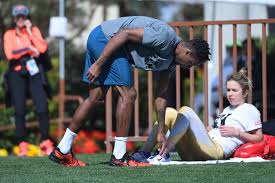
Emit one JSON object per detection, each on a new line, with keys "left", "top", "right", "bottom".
{"left": 206, "top": 126, "right": 213, "bottom": 132}
{"left": 159, "top": 139, "right": 174, "bottom": 158}
{"left": 86, "top": 28, "right": 144, "bottom": 83}
{"left": 219, "top": 126, "right": 239, "bottom": 137}
{"left": 157, "top": 132, "right": 171, "bottom": 157}
{"left": 157, "top": 132, "right": 167, "bottom": 146}
{"left": 86, "top": 63, "right": 101, "bottom": 83}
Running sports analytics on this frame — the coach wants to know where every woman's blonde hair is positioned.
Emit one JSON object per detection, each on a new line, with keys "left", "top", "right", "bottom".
{"left": 226, "top": 68, "right": 253, "bottom": 94}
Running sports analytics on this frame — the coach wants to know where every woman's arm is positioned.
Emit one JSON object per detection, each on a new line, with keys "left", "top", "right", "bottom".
{"left": 23, "top": 19, "right": 47, "bottom": 53}
{"left": 219, "top": 126, "right": 263, "bottom": 143}
{"left": 4, "top": 29, "right": 42, "bottom": 60}
{"left": 238, "top": 128, "right": 263, "bottom": 143}
{"left": 4, "top": 31, "right": 30, "bottom": 60}
{"left": 28, "top": 26, "right": 48, "bottom": 53}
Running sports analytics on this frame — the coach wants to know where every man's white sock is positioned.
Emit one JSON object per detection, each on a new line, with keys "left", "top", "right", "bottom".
{"left": 113, "top": 136, "right": 127, "bottom": 159}
{"left": 57, "top": 128, "right": 77, "bottom": 154}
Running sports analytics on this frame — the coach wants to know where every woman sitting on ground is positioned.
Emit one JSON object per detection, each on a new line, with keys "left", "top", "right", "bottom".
{"left": 132, "top": 69, "right": 263, "bottom": 162}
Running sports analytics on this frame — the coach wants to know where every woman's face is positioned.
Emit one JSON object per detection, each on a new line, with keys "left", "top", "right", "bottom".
{"left": 226, "top": 80, "right": 247, "bottom": 107}
{"left": 14, "top": 15, "right": 26, "bottom": 28}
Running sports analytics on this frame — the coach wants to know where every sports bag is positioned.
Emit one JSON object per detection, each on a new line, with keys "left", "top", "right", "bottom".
{"left": 233, "top": 134, "right": 275, "bottom": 159}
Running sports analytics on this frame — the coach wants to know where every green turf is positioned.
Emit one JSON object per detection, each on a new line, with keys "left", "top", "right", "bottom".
{"left": 0, "top": 154, "right": 275, "bottom": 183}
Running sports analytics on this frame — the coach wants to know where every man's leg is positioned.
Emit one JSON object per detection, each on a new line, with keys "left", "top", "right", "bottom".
{"left": 112, "top": 85, "right": 136, "bottom": 159}
{"left": 109, "top": 85, "right": 151, "bottom": 167}
{"left": 49, "top": 85, "right": 108, "bottom": 166}
{"left": 57, "top": 85, "right": 108, "bottom": 154}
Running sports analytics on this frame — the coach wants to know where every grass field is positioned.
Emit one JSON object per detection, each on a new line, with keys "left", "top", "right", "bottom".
{"left": 1, "top": 153, "right": 275, "bottom": 183}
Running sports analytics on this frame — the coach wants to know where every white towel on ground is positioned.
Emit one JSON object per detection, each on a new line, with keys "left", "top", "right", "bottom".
{"left": 150, "top": 157, "right": 271, "bottom": 165}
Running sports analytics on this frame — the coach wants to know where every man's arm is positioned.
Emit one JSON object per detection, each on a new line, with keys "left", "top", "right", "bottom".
{"left": 87, "top": 28, "right": 144, "bottom": 82}
{"left": 155, "top": 71, "right": 171, "bottom": 144}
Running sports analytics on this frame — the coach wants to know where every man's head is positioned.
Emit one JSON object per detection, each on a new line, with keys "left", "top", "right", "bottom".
{"left": 175, "top": 39, "right": 210, "bottom": 69}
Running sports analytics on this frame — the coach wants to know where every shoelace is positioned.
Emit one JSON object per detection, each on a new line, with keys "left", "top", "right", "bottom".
{"left": 67, "top": 153, "right": 79, "bottom": 165}
{"left": 148, "top": 150, "right": 170, "bottom": 161}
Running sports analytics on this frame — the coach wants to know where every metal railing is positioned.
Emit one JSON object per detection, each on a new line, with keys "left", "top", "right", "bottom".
{"left": 0, "top": 95, "right": 84, "bottom": 132}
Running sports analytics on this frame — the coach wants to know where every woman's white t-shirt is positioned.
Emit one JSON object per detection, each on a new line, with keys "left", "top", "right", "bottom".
{"left": 208, "top": 103, "right": 262, "bottom": 158}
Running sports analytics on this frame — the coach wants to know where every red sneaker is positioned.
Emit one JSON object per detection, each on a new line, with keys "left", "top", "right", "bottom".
{"left": 18, "top": 141, "right": 28, "bottom": 157}
{"left": 109, "top": 154, "right": 128, "bottom": 166}
{"left": 109, "top": 153, "right": 152, "bottom": 167}
{"left": 49, "top": 147, "right": 86, "bottom": 167}
{"left": 40, "top": 139, "right": 54, "bottom": 156}
{"left": 128, "top": 158, "right": 152, "bottom": 167}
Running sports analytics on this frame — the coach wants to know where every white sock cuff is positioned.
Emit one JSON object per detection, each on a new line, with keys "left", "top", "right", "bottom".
{"left": 67, "top": 128, "right": 77, "bottom": 136}
{"left": 114, "top": 136, "right": 127, "bottom": 142}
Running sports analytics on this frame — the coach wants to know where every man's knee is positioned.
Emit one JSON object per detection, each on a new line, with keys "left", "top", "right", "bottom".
{"left": 129, "top": 87, "right": 137, "bottom": 103}
{"left": 87, "top": 95, "right": 104, "bottom": 106}
{"left": 87, "top": 87, "right": 105, "bottom": 104}
{"left": 121, "top": 87, "right": 136, "bottom": 105}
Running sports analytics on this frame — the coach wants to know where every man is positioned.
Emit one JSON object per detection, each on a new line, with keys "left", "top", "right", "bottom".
{"left": 49, "top": 16, "right": 210, "bottom": 167}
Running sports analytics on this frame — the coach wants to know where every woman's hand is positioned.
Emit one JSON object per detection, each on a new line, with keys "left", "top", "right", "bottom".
{"left": 24, "top": 19, "right": 32, "bottom": 35}
{"left": 219, "top": 126, "right": 239, "bottom": 137}
{"left": 29, "top": 45, "right": 40, "bottom": 57}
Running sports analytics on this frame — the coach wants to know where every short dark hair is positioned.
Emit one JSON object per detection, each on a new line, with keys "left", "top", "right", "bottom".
{"left": 186, "top": 39, "right": 211, "bottom": 63}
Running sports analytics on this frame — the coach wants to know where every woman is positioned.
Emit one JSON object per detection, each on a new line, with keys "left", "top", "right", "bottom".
{"left": 132, "top": 69, "right": 263, "bottom": 162}
{"left": 3, "top": 4, "right": 53, "bottom": 156}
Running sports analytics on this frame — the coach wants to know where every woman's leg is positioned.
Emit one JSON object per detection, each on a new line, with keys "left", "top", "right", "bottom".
{"left": 141, "top": 107, "right": 179, "bottom": 152}
{"left": 8, "top": 72, "right": 27, "bottom": 142}
{"left": 29, "top": 74, "right": 50, "bottom": 141}
{"left": 168, "top": 106, "right": 224, "bottom": 160}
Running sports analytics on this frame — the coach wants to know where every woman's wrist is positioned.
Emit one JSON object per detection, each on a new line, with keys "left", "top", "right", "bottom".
{"left": 236, "top": 128, "right": 240, "bottom": 137}
{"left": 237, "top": 129, "right": 242, "bottom": 138}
